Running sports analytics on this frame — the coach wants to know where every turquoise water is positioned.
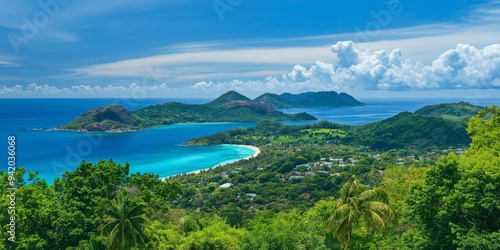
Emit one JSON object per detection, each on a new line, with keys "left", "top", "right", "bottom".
{"left": 280, "top": 97, "right": 500, "bottom": 125}
{"left": 1, "top": 99, "right": 258, "bottom": 183}
{"left": 2, "top": 97, "right": 499, "bottom": 184}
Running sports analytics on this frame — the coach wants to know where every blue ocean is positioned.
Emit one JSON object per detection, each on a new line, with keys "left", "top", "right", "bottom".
{"left": 2, "top": 97, "right": 499, "bottom": 184}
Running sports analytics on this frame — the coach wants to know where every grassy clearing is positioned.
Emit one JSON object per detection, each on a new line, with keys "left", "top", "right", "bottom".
{"left": 274, "top": 128, "right": 347, "bottom": 144}
{"left": 233, "top": 128, "right": 347, "bottom": 144}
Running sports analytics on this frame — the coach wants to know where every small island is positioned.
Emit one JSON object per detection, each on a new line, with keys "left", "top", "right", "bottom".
{"left": 58, "top": 91, "right": 320, "bottom": 132}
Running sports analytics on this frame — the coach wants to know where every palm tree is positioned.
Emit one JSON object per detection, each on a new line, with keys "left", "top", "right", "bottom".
{"left": 99, "top": 190, "right": 151, "bottom": 250}
{"left": 326, "top": 179, "right": 396, "bottom": 249}
{"left": 75, "top": 236, "right": 107, "bottom": 250}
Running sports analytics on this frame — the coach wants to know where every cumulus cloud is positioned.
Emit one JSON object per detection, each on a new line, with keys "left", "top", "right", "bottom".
{"left": 426, "top": 43, "right": 500, "bottom": 88}
{"left": 325, "top": 41, "right": 499, "bottom": 90}
{"left": 183, "top": 42, "right": 499, "bottom": 95}
{"left": 330, "top": 41, "right": 359, "bottom": 67}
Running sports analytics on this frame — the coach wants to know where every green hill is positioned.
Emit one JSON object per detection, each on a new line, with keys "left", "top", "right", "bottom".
{"left": 348, "top": 102, "right": 483, "bottom": 149}
{"left": 62, "top": 104, "right": 144, "bottom": 132}
{"left": 414, "top": 101, "right": 483, "bottom": 122}
{"left": 252, "top": 93, "right": 295, "bottom": 108}
{"left": 188, "top": 106, "right": 472, "bottom": 150}
{"left": 206, "top": 90, "right": 252, "bottom": 107}
{"left": 350, "top": 112, "right": 470, "bottom": 149}
{"left": 254, "top": 91, "right": 365, "bottom": 108}
{"left": 60, "top": 91, "right": 317, "bottom": 132}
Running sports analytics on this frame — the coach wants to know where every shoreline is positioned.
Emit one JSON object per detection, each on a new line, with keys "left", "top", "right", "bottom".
{"left": 161, "top": 144, "right": 260, "bottom": 180}
{"left": 232, "top": 144, "right": 260, "bottom": 160}
{"left": 53, "top": 121, "right": 251, "bottom": 134}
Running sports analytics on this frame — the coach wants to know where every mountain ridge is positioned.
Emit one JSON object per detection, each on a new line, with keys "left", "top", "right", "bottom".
{"left": 254, "top": 91, "right": 365, "bottom": 108}
{"left": 59, "top": 91, "right": 318, "bottom": 132}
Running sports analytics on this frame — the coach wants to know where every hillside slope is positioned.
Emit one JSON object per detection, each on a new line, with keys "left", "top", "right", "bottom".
{"left": 254, "top": 91, "right": 365, "bottom": 108}
{"left": 349, "top": 112, "right": 470, "bottom": 149}
{"left": 414, "top": 101, "right": 483, "bottom": 122}
{"left": 60, "top": 91, "right": 317, "bottom": 132}
{"left": 188, "top": 104, "right": 474, "bottom": 150}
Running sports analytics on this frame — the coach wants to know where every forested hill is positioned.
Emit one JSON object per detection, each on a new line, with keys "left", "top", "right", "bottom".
{"left": 350, "top": 112, "right": 470, "bottom": 149}
{"left": 205, "top": 90, "right": 252, "bottom": 107}
{"left": 254, "top": 91, "right": 365, "bottom": 108}
{"left": 59, "top": 91, "right": 317, "bottom": 132}
{"left": 188, "top": 102, "right": 481, "bottom": 149}
{"left": 414, "top": 101, "right": 483, "bottom": 122}
{"left": 353, "top": 102, "right": 484, "bottom": 149}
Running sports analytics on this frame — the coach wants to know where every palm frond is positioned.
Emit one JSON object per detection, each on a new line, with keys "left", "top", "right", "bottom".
{"left": 326, "top": 179, "right": 398, "bottom": 248}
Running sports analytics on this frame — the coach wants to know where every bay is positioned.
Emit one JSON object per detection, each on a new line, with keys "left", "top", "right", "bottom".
{"left": 1, "top": 98, "right": 256, "bottom": 183}
{"left": 2, "top": 97, "right": 499, "bottom": 184}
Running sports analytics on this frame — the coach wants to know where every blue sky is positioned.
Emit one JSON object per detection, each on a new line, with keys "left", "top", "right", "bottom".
{"left": 0, "top": 0, "right": 499, "bottom": 98}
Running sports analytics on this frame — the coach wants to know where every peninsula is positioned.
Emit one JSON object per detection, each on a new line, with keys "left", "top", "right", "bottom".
{"left": 59, "top": 91, "right": 318, "bottom": 132}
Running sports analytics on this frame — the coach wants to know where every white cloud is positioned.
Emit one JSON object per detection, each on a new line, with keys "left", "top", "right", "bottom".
{"left": 69, "top": 46, "right": 332, "bottom": 81}
{"left": 423, "top": 43, "right": 500, "bottom": 89}
{"left": 191, "top": 42, "right": 500, "bottom": 93}
{"left": 0, "top": 54, "right": 20, "bottom": 67}
{"left": 2, "top": 42, "right": 499, "bottom": 98}
{"left": 0, "top": 82, "right": 171, "bottom": 97}
{"left": 0, "top": 61, "right": 18, "bottom": 67}
{"left": 331, "top": 41, "right": 359, "bottom": 67}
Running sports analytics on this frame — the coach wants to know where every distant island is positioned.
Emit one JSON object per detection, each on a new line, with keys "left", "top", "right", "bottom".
{"left": 254, "top": 91, "right": 365, "bottom": 108}
{"left": 58, "top": 91, "right": 320, "bottom": 132}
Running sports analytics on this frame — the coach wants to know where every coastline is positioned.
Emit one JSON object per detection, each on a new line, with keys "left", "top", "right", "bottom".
{"left": 233, "top": 145, "right": 261, "bottom": 159}
{"left": 53, "top": 121, "right": 249, "bottom": 134}
{"left": 161, "top": 144, "right": 260, "bottom": 180}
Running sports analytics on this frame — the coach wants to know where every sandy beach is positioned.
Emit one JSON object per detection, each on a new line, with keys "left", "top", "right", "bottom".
{"left": 236, "top": 145, "right": 261, "bottom": 159}
{"left": 161, "top": 144, "right": 260, "bottom": 180}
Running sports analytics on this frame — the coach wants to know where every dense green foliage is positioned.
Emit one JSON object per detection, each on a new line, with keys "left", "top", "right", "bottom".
{"left": 326, "top": 180, "right": 396, "bottom": 249}
{"left": 254, "top": 91, "right": 365, "bottom": 108}
{"left": 189, "top": 110, "right": 471, "bottom": 150}
{"left": 0, "top": 160, "right": 182, "bottom": 250}
{"left": 2, "top": 104, "right": 498, "bottom": 249}
{"left": 414, "top": 101, "right": 483, "bottom": 123}
{"left": 63, "top": 105, "right": 144, "bottom": 132}
{"left": 188, "top": 120, "right": 349, "bottom": 146}
{"left": 61, "top": 91, "right": 316, "bottom": 132}
{"left": 99, "top": 190, "right": 151, "bottom": 249}
{"left": 405, "top": 106, "right": 500, "bottom": 249}
{"left": 351, "top": 112, "right": 471, "bottom": 149}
